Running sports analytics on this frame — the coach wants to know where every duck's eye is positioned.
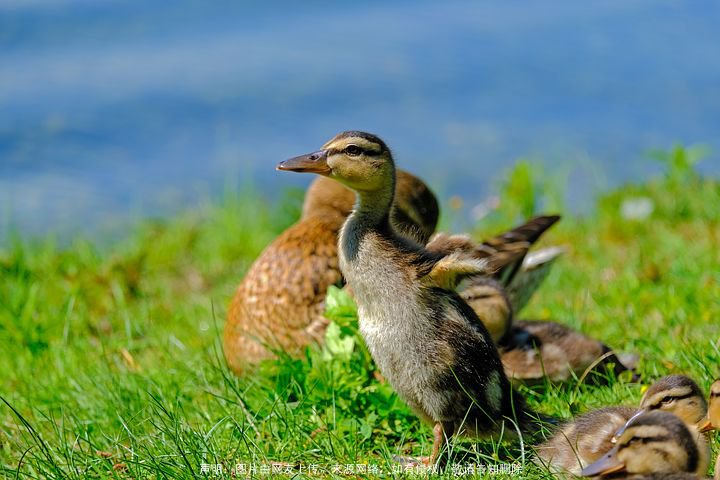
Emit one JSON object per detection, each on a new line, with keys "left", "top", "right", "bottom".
{"left": 344, "top": 145, "right": 362, "bottom": 156}
{"left": 661, "top": 396, "right": 674, "bottom": 404}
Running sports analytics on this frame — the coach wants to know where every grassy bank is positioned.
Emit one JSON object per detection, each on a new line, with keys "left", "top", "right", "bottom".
{"left": 1, "top": 151, "right": 719, "bottom": 478}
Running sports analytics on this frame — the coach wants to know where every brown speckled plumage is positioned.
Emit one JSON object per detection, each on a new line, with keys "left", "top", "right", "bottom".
{"left": 223, "top": 171, "right": 438, "bottom": 373}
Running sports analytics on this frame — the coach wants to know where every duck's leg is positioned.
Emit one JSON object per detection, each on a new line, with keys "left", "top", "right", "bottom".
{"left": 392, "top": 422, "right": 455, "bottom": 468}
{"left": 428, "top": 421, "right": 455, "bottom": 467}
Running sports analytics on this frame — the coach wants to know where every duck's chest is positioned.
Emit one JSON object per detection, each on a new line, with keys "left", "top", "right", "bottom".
{"left": 338, "top": 231, "right": 449, "bottom": 408}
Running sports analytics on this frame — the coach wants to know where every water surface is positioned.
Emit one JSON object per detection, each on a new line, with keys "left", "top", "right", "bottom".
{"left": 1, "top": 0, "right": 719, "bottom": 240}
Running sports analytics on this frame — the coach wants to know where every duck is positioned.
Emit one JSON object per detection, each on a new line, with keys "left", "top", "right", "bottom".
{"left": 500, "top": 319, "right": 637, "bottom": 385}
{"left": 277, "top": 131, "right": 545, "bottom": 465}
{"left": 580, "top": 410, "right": 709, "bottom": 479}
{"left": 449, "top": 275, "right": 636, "bottom": 383}
{"left": 223, "top": 170, "right": 439, "bottom": 373}
{"left": 699, "top": 378, "right": 720, "bottom": 432}
{"left": 614, "top": 375, "right": 709, "bottom": 439}
{"left": 536, "top": 375, "right": 710, "bottom": 476}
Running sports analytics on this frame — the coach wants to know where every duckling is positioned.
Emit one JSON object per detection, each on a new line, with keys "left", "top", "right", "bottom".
{"left": 581, "top": 410, "right": 709, "bottom": 478}
{"left": 537, "top": 375, "right": 709, "bottom": 476}
{"left": 614, "top": 375, "right": 709, "bottom": 439}
{"left": 699, "top": 378, "right": 720, "bottom": 432}
{"left": 455, "top": 279, "right": 635, "bottom": 383}
{"left": 453, "top": 248, "right": 563, "bottom": 343}
{"left": 536, "top": 406, "right": 642, "bottom": 476}
{"left": 277, "top": 131, "right": 543, "bottom": 465}
{"left": 501, "top": 319, "right": 637, "bottom": 385}
{"left": 223, "top": 170, "right": 439, "bottom": 373}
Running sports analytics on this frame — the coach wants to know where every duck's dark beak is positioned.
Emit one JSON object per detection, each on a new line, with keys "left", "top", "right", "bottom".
{"left": 277, "top": 150, "right": 330, "bottom": 175}
{"left": 580, "top": 446, "right": 625, "bottom": 477}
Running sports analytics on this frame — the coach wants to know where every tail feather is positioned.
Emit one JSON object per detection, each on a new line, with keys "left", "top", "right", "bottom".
{"left": 506, "top": 246, "right": 565, "bottom": 313}
{"left": 482, "top": 215, "right": 561, "bottom": 286}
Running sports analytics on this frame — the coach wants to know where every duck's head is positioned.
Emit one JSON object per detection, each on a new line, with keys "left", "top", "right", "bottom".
{"left": 613, "top": 374, "right": 707, "bottom": 442}
{"left": 612, "top": 375, "right": 707, "bottom": 443}
{"left": 699, "top": 378, "right": 720, "bottom": 433}
{"left": 278, "top": 131, "right": 394, "bottom": 193}
{"left": 582, "top": 410, "right": 702, "bottom": 477}
{"left": 641, "top": 375, "right": 708, "bottom": 424}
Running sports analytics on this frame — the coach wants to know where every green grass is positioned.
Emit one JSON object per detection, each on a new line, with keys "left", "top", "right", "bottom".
{"left": 1, "top": 151, "right": 719, "bottom": 479}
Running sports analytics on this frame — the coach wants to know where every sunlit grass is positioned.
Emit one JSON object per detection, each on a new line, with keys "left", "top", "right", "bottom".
{"left": 1, "top": 149, "right": 719, "bottom": 478}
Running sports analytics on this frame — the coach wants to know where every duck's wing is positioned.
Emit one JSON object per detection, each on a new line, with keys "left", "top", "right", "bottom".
{"left": 421, "top": 252, "right": 493, "bottom": 290}
{"left": 425, "top": 215, "right": 561, "bottom": 287}
{"left": 419, "top": 246, "right": 527, "bottom": 291}
{"left": 505, "top": 246, "right": 565, "bottom": 313}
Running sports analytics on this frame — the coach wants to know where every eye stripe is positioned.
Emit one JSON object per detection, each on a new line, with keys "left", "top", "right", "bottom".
{"left": 327, "top": 146, "right": 382, "bottom": 156}
{"left": 648, "top": 391, "right": 697, "bottom": 408}
{"left": 618, "top": 434, "right": 671, "bottom": 449}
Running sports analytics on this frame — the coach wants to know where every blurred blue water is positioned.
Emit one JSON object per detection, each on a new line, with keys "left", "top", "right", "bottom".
{"left": 1, "top": 0, "right": 719, "bottom": 240}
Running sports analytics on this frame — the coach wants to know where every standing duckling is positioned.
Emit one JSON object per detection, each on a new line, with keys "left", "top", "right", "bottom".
{"left": 278, "top": 131, "right": 543, "bottom": 464}
{"left": 537, "top": 375, "right": 709, "bottom": 476}
{"left": 224, "top": 171, "right": 438, "bottom": 373}
{"left": 581, "top": 411, "right": 708, "bottom": 479}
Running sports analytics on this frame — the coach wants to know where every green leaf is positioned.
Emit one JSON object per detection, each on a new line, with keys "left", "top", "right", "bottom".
{"left": 324, "top": 285, "right": 357, "bottom": 324}
{"left": 322, "top": 321, "right": 355, "bottom": 361}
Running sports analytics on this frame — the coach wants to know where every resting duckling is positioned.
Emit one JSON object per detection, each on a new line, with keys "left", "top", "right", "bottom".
{"left": 224, "top": 171, "right": 438, "bottom": 372}
{"left": 581, "top": 410, "right": 709, "bottom": 479}
{"left": 699, "top": 378, "right": 720, "bottom": 432}
{"left": 536, "top": 375, "right": 709, "bottom": 476}
{"left": 457, "top": 279, "right": 635, "bottom": 383}
{"left": 278, "top": 131, "right": 542, "bottom": 464}
{"left": 614, "top": 375, "right": 709, "bottom": 439}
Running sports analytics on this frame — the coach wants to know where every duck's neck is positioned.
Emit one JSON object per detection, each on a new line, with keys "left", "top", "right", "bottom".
{"left": 341, "top": 174, "right": 396, "bottom": 261}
